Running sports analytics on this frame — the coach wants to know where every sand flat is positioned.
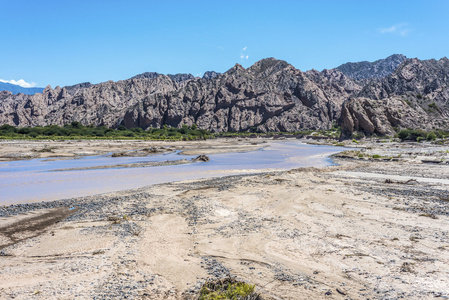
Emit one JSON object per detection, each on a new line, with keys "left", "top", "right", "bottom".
{"left": 0, "top": 140, "right": 448, "bottom": 299}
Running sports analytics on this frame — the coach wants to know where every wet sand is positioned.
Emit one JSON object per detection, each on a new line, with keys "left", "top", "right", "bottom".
{"left": 0, "top": 139, "right": 448, "bottom": 299}
{"left": 0, "top": 138, "right": 265, "bottom": 161}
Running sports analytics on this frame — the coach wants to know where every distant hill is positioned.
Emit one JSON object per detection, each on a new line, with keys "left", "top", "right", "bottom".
{"left": 0, "top": 82, "right": 44, "bottom": 95}
{"left": 336, "top": 54, "right": 407, "bottom": 80}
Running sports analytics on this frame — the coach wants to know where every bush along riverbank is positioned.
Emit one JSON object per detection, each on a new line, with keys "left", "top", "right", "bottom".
{"left": 0, "top": 123, "right": 212, "bottom": 141}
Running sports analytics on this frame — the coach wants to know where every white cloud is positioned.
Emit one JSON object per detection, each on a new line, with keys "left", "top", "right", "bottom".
{"left": 240, "top": 46, "right": 249, "bottom": 62}
{"left": 378, "top": 23, "right": 411, "bottom": 37}
{"left": 0, "top": 79, "right": 38, "bottom": 88}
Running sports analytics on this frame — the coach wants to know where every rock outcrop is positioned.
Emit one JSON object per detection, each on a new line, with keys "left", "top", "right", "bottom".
{"left": 341, "top": 57, "right": 449, "bottom": 137}
{"left": 122, "top": 59, "right": 343, "bottom": 132}
{"left": 340, "top": 97, "right": 432, "bottom": 136}
{"left": 1, "top": 55, "right": 448, "bottom": 138}
{"left": 202, "top": 71, "right": 221, "bottom": 79}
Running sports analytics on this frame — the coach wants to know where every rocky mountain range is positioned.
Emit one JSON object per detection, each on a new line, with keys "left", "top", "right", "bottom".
{"left": 0, "top": 55, "right": 448, "bottom": 138}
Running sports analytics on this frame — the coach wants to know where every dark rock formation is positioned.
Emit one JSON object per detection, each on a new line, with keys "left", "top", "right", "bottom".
{"left": 202, "top": 71, "right": 221, "bottom": 79}
{"left": 122, "top": 58, "right": 345, "bottom": 132}
{"left": 64, "top": 82, "right": 93, "bottom": 95}
{"left": 336, "top": 54, "right": 407, "bottom": 81}
{"left": 340, "top": 97, "right": 432, "bottom": 136}
{"left": 131, "top": 72, "right": 194, "bottom": 83}
{"left": 305, "top": 68, "right": 362, "bottom": 107}
{"left": 130, "top": 72, "right": 160, "bottom": 80}
{"left": 192, "top": 155, "right": 210, "bottom": 162}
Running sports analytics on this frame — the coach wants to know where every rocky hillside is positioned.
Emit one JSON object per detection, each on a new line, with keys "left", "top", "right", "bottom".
{"left": 0, "top": 58, "right": 348, "bottom": 132}
{"left": 341, "top": 57, "right": 449, "bottom": 136}
{"left": 0, "top": 55, "right": 448, "bottom": 138}
{"left": 336, "top": 54, "right": 407, "bottom": 81}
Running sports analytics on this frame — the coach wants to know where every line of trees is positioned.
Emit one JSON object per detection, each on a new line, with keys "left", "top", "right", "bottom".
{"left": 397, "top": 128, "right": 448, "bottom": 142}
{"left": 0, "top": 122, "right": 212, "bottom": 140}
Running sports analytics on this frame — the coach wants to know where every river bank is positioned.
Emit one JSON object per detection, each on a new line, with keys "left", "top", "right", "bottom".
{"left": 0, "top": 140, "right": 448, "bottom": 299}
{"left": 0, "top": 138, "right": 266, "bottom": 161}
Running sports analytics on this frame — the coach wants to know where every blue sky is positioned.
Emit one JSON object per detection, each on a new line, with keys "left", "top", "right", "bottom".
{"left": 1, "top": 0, "right": 448, "bottom": 88}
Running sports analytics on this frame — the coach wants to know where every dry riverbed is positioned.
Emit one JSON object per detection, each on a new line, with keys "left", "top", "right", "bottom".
{"left": 0, "top": 139, "right": 448, "bottom": 299}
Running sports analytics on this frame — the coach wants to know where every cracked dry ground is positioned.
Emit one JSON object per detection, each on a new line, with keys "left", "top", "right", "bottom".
{"left": 1, "top": 162, "right": 448, "bottom": 299}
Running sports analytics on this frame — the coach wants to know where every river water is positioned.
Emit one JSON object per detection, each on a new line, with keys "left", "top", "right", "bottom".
{"left": 0, "top": 141, "right": 344, "bottom": 205}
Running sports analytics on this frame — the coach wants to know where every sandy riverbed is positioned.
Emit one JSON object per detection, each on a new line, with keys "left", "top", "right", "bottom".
{"left": 0, "top": 139, "right": 448, "bottom": 299}
{"left": 0, "top": 138, "right": 265, "bottom": 161}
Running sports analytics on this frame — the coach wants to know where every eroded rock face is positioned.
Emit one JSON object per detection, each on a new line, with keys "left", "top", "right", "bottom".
{"left": 202, "top": 71, "right": 221, "bottom": 80}
{"left": 0, "top": 76, "right": 180, "bottom": 128}
{"left": 0, "top": 58, "right": 344, "bottom": 132}
{"left": 305, "top": 68, "right": 362, "bottom": 107}
{"left": 340, "top": 57, "right": 449, "bottom": 137}
{"left": 340, "top": 97, "right": 433, "bottom": 136}
{"left": 1, "top": 56, "right": 449, "bottom": 137}
{"left": 359, "top": 57, "right": 449, "bottom": 103}
{"left": 123, "top": 59, "right": 347, "bottom": 132}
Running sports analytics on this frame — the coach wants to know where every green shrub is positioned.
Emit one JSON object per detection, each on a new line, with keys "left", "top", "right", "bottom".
{"left": 353, "top": 131, "right": 365, "bottom": 140}
{"left": 0, "top": 123, "right": 214, "bottom": 140}
{"left": 398, "top": 129, "right": 426, "bottom": 141}
{"left": 70, "top": 121, "right": 82, "bottom": 128}
{"left": 198, "top": 278, "right": 260, "bottom": 300}
{"left": 0, "top": 124, "right": 16, "bottom": 134}
{"left": 428, "top": 102, "right": 438, "bottom": 110}
{"left": 426, "top": 132, "right": 437, "bottom": 141}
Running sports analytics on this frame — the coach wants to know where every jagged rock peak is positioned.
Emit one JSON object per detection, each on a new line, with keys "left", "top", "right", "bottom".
{"left": 43, "top": 85, "right": 53, "bottom": 93}
{"left": 248, "top": 57, "right": 291, "bottom": 76}
{"left": 130, "top": 72, "right": 160, "bottom": 80}
{"left": 131, "top": 72, "right": 194, "bottom": 83}
{"left": 64, "top": 82, "right": 93, "bottom": 91}
{"left": 226, "top": 63, "right": 246, "bottom": 73}
{"left": 167, "top": 73, "right": 195, "bottom": 82}
{"left": 358, "top": 56, "right": 449, "bottom": 100}
{"left": 336, "top": 54, "right": 407, "bottom": 80}
{"left": 202, "top": 71, "right": 221, "bottom": 79}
